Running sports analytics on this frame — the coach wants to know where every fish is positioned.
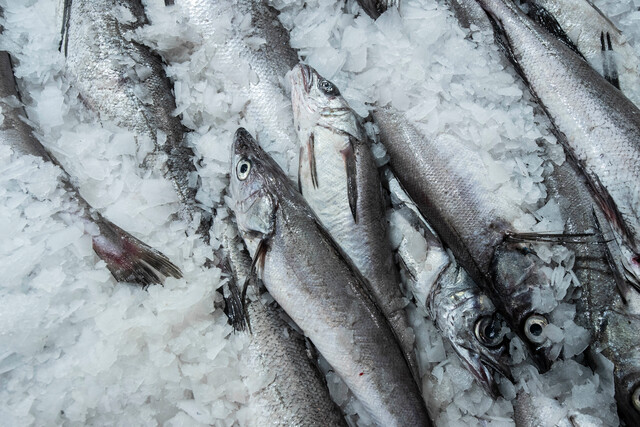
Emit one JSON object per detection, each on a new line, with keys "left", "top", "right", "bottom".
{"left": 219, "top": 219, "right": 346, "bottom": 426}
{"left": 474, "top": 0, "right": 640, "bottom": 292}
{"left": 373, "top": 105, "right": 559, "bottom": 369}
{"left": 0, "top": 48, "right": 181, "bottom": 285}
{"left": 514, "top": 391, "right": 604, "bottom": 426}
{"left": 61, "top": 0, "right": 207, "bottom": 233}
{"left": 448, "top": 0, "right": 493, "bottom": 32}
{"left": 172, "top": 0, "right": 299, "bottom": 171}
{"left": 520, "top": 0, "right": 640, "bottom": 106}
{"left": 387, "top": 180, "right": 512, "bottom": 396}
{"left": 228, "top": 128, "right": 432, "bottom": 426}
{"left": 356, "top": 0, "right": 398, "bottom": 19}
{"left": 543, "top": 147, "right": 640, "bottom": 425}
{"left": 290, "top": 63, "right": 418, "bottom": 382}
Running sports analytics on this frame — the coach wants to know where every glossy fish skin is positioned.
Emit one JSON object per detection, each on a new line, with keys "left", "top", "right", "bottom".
{"left": 373, "top": 106, "right": 557, "bottom": 369}
{"left": 475, "top": 0, "right": 640, "bottom": 289}
{"left": 290, "top": 64, "right": 417, "bottom": 381}
{"left": 387, "top": 176, "right": 511, "bottom": 396}
{"left": 544, "top": 152, "right": 640, "bottom": 424}
{"left": 522, "top": 0, "right": 640, "bottom": 106}
{"left": 219, "top": 221, "right": 346, "bottom": 427}
{"left": 229, "top": 128, "right": 431, "bottom": 427}
{"left": 173, "top": 0, "right": 299, "bottom": 169}
{"left": 356, "top": 0, "right": 398, "bottom": 19}
{"left": 0, "top": 49, "right": 181, "bottom": 285}
{"left": 62, "top": 0, "right": 202, "bottom": 228}
{"left": 514, "top": 392, "right": 603, "bottom": 426}
{"left": 448, "top": 0, "right": 493, "bottom": 31}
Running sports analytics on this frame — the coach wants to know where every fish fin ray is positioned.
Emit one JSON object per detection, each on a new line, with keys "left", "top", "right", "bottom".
{"left": 297, "top": 145, "right": 304, "bottom": 194}
{"left": 221, "top": 271, "right": 248, "bottom": 333}
{"left": 526, "top": 3, "right": 585, "bottom": 59}
{"left": 60, "top": 0, "right": 72, "bottom": 55}
{"left": 342, "top": 137, "right": 358, "bottom": 223}
{"left": 92, "top": 215, "right": 182, "bottom": 286}
{"left": 308, "top": 133, "right": 318, "bottom": 189}
{"left": 601, "top": 31, "right": 621, "bottom": 89}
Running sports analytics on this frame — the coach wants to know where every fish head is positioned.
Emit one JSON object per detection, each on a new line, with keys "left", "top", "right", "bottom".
{"left": 289, "top": 63, "right": 360, "bottom": 139}
{"left": 435, "top": 269, "right": 512, "bottom": 396}
{"left": 617, "top": 370, "right": 640, "bottom": 425}
{"left": 491, "top": 242, "right": 556, "bottom": 371}
{"left": 229, "top": 128, "right": 282, "bottom": 243}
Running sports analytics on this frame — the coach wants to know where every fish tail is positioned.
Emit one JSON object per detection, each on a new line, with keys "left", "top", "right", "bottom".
{"left": 91, "top": 215, "right": 182, "bottom": 286}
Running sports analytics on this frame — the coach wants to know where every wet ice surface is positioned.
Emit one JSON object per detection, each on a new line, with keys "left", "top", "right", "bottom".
{"left": 0, "top": 0, "right": 638, "bottom": 425}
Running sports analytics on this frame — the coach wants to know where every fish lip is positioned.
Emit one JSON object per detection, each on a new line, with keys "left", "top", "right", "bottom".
{"left": 233, "top": 127, "right": 255, "bottom": 156}
{"left": 454, "top": 345, "right": 511, "bottom": 398}
{"left": 297, "top": 63, "right": 313, "bottom": 93}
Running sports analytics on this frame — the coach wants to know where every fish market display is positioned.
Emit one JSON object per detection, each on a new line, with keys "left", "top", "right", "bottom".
{"left": 521, "top": 0, "right": 640, "bottom": 106}
{"left": 4, "top": 0, "right": 640, "bottom": 424}
{"left": 229, "top": 128, "right": 431, "bottom": 426}
{"left": 290, "top": 63, "right": 418, "bottom": 380}
{"left": 219, "top": 219, "right": 346, "bottom": 426}
{"left": 0, "top": 47, "right": 181, "bottom": 285}
{"left": 62, "top": 0, "right": 205, "bottom": 231}
{"left": 474, "top": 0, "right": 640, "bottom": 290}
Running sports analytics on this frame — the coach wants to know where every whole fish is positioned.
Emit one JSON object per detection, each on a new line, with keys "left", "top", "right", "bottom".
{"left": 474, "top": 0, "right": 640, "bottom": 291}
{"left": 373, "top": 106, "right": 555, "bottom": 368}
{"left": 0, "top": 49, "right": 181, "bottom": 285}
{"left": 356, "top": 0, "right": 398, "bottom": 19}
{"left": 62, "top": 0, "right": 205, "bottom": 231}
{"left": 172, "top": 0, "right": 299, "bottom": 170}
{"left": 290, "top": 64, "right": 418, "bottom": 381}
{"left": 219, "top": 220, "right": 346, "bottom": 426}
{"left": 388, "top": 189, "right": 511, "bottom": 396}
{"left": 228, "top": 128, "right": 431, "bottom": 426}
{"left": 521, "top": 0, "right": 640, "bottom": 106}
{"left": 544, "top": 149, "right": 640, "bottom": 424}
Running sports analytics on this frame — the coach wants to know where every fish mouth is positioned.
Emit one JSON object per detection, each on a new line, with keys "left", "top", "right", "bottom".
{"left": 233, "top": 127, "right": 257, "bottom": 156}
{"left": 453, "top": 345, "right": 511, "bottom": 398}
{"left": 293, "top": 63, "right": 313, "bottom": 94}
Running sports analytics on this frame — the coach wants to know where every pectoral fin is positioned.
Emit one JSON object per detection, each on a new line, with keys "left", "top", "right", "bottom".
{"left": 307, "top": 133, "right": 319, "bottom": 189}
{"left": 342, "top": 138, "right": 358, "bottom": 223}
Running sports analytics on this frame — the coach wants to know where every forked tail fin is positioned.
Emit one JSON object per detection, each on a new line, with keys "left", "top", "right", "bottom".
{"left": 92, "top": 215, "right": 182, "bottom": 286}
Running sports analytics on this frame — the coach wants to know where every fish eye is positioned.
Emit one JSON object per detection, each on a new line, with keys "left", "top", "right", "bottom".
{"left": 633, "top": 386, "right": 640, "bottom": 412}
{"left": 474, "top": 316, "right": 505, "bottom": 347}
{"left": 319, "top": 78, "right": 340, "bottom": 96}
{"left": 236, "top": 158, "right": 252, "bottom": 181}
{"left": 524, "top": 314, "right": 548, "bottom": 344}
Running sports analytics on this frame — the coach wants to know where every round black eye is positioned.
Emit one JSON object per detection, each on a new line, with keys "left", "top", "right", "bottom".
{"left": 319, "top": 78, "right": 339, "bottom": 96}
{"left": 632, "top": 386, "right": 640, "bottom": 412}
{"left": 474, "top": 316, "right": 505, "bottom": 347}
{"left": 524, "top": 314, "right": 548, "bottom": 344}
{"left": 236, "top": 158, "right": 252, "bottom": 181}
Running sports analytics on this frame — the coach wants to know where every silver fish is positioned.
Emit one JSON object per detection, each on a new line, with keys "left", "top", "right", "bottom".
{"left": 514, "top": 391, "right": 604, "bottom": 426}
{"left": 389, "top": 196, "right": 511, "bottom": 396}
{"left": 62, "top": 0, "right": 204, "bottom": 230}
{"left": 0, "top": 48, "right": 181, "bottom": 285}
{"left": 448, "top": 0, "right": 493, "bottom": 31}
{"left": 475, "top": 0, "right": 640, "bottom": 291}
{"left": 521, "top": 0, "right": 640, "bottom": 106}
{"left": 373, "top": 106, "right": 557, "bottom": 369}
{"left": 290, "top": 64, "right": 418, "bottom": 381}
{"left": 219, "top": 220, "right": 346, "bottom": 426}
{"left": 356, "top": 0, "right": 399, "bottom": 19}
{"left": 544, "top": 149, "right": 640, "bottom": 424}
{"left": 228, "top": 128, "right": 431, "bottom": 426}
{"left": 172, "top": 0, "right": 299, "bottom": 170}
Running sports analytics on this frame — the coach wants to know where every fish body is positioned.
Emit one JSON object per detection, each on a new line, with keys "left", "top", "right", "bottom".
{"left": 373, "top": 106, "right": 556, "bottom": 368}
{"left": 290, "top": 64, "right": 417, "bottom": 381}
{"left": 475, "top": 0, "right": 640, "bottom": 289}
{"left": 448, "top": 0, "right": 493, "bottom": 31}
{"left": 544, "top": 152, "right": 640, "bottom": 425}
{"left": 0, "top": 49, "right": 181, "bottom": 285}
{"left": 356, "top": 0, "right": 398, "bottom": 19}
{"left": 387, "top": 172, "right": 511, "bottom": 396}
{"left": 62, "top": 0, "right": 201, "bottom": 226}
{"left": 174, "top": 0, "right": 299, "bottom": 170}
{"left": 514, "top": 392, "right": 603, "bottom": 426}
{"left": 229, "top": 128, "right": 431, "bottom": 426}
{"left": 220, "top": 221, "right": 346, "bottom": 426}
{"left": 522, "top": 0, "right": 640, "bottom": 106}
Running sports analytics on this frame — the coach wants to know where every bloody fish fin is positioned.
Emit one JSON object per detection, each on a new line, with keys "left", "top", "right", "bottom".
{"left": 601, "top": 31, "right": 621, "bottom": 89}
{"left": 342, "top": 137, "right": 358, "bottom": 224}
{"left": 60, "top": 0, "right": 72, "bottom": 55}
{"left": 92, "top": 216, "right": 182, "bottom": 286}
{"left": 504, "top": 231, "right": 605, "bottom": 244}
{"left": 591, "top": 209, "right": 630, "bottom": 303}
{"left": 526, "top": 3, "right": 584, "bottom": 59}
{"left": 308, "top": 133, "right": 319, "bottom": 189}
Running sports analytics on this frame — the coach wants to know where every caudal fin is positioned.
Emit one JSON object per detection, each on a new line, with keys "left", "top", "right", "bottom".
{"left": 92, "top": 216, "right": 182, "bottom": 286}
